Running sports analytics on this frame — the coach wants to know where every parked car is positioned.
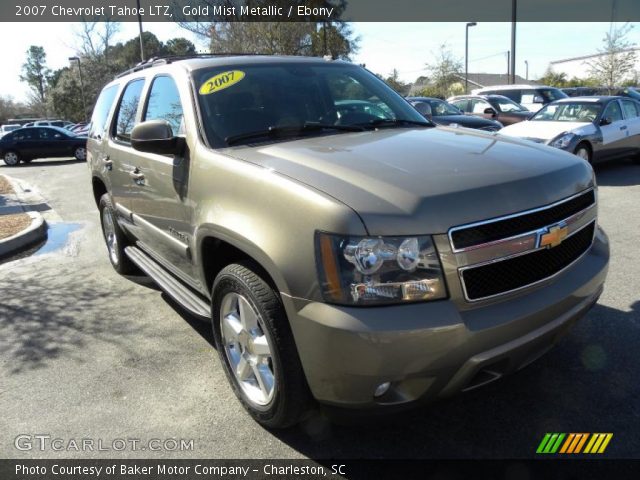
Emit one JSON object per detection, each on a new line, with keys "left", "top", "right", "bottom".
{"left": 562, "top": 86, "right": 608, "bottom": 97}
{"left": 89, "top": 55, "right": 608, "bottom": 428}
{"left": 0, "top": 126, "right": 87, "bottom": 165}
{"left": 616, "top": 86, "right": 640, "bottom": 101}
{"left": 499, "top": 96, "right": 640, "bottom": 163}
{"left": 34, "top": 119, "right": 74, "bottom": 128}
{"left": 472, "top": 84, "right": 568, "bottom": 111}
{"left": 0, "top": 124, "right": 21, "bottom": 139}
{"left": 447, "top": 94, "right": 534, "bottom": 126}
{"left": 407, "top": 96, "right": 503, "bottom": 131}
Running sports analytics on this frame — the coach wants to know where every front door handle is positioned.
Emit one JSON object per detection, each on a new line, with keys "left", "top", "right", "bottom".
{"left": 102, "top": 155, "right": 113, "bottom": 170}
{"left": 620, "top": 125, "right": 628, "bottom": 131}
{"left": 130, "top": 168, "right": 145, "bottom": 185}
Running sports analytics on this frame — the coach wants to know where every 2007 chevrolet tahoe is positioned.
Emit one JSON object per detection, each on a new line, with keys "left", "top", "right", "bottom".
{"left": 88, "top": 55, "right": 609, "bottom": 428}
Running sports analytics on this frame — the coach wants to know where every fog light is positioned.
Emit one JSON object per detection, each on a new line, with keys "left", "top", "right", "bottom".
{"left": 374, "top": 382, "right": 391, "bottom": 398}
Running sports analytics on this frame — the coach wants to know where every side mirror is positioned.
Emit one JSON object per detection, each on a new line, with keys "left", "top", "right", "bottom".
{"left": 600, "top": 117, "right": 612, "bottom": 126}
{"left": 483, "top": 107, "right": 497, "bottom": 117}
{"left": 533, "top": 95, "right": 544, "bottom": 104}
{"left": 131, "top": 120, "right": 185, "bottom": 155}
{"left": 412, "top": 101, "right": 432, "bottom": 119}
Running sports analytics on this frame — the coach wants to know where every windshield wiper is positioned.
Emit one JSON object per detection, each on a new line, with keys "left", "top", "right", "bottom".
{"left": 364, "top": 118, "right": 433, "bottom": 129}
{"left": 226, "top": 122, "right": 365, "bottom": 146}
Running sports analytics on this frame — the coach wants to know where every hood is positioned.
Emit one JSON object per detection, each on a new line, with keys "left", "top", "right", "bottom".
{"left": 500, "top": 120, "right": 594, "bottom": 141}
{"left": 432, "top": 115, "right": 499, "bottom": 129}
{"left": 225, "top": 127, "right": 594, "bottom": 235}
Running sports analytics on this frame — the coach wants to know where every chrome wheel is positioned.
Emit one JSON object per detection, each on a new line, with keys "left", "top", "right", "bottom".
{"left": 101, "top": 207, "right": 119, "bottom": 265}
{"left": 75, "top": 147, "right": 86, "bottom": 161}
{"left": 575, "top": 147, "right": 590, "bottom": 162}
{"left": 4, "top": 152, "right": 19, "bottom": 166}
{"left": 220, "top": 292, "right": 275, "bottom": 407}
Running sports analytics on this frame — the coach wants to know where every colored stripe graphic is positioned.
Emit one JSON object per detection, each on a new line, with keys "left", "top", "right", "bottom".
{"left": 538, "top": 433, "right": 613, "bottom": 454}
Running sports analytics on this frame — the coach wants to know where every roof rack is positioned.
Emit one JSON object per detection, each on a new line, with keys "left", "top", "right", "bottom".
{"left": 114, "top": 53, "right": 271, "bottom": 78}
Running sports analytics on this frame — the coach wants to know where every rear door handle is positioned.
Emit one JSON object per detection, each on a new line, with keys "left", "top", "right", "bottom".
{"left": 130, "top": 168, "right": 145, "bottom": 185}
{"left": 101, "top": 155, "right": 113, "bottom": 170}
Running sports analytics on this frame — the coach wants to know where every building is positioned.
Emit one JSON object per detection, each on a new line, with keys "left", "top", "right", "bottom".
{"left": 454, "top": 73, "right": 537, "bottom": 89}
{"left": 549, "top": 48, "right": 640, "bottom": 80}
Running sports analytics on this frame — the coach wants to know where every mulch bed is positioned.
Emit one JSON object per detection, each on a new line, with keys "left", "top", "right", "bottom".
{"left": 0, "top": 213, "right": 31, "bottom": 240}
{"left": 0, "top": 175, "right": 30, "bottom": 239}
{"left": 0, "top": 175, "right": 14, "bottom": 195}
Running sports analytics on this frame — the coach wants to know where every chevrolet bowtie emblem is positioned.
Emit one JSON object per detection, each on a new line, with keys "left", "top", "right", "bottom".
{"left": 539, "top": 223, "right": 569, "bottom": 249}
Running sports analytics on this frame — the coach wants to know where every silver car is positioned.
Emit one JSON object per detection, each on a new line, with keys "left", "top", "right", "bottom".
{"left": 499, "top": 96, "right": 640, "bottom": 163}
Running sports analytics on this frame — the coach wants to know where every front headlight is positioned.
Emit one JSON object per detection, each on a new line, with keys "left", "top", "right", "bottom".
{"left": 549, "top": 132, "right": 575, "bottom": 149}
{"left": 315, "top": 232, "right": 447, "bottom": 305}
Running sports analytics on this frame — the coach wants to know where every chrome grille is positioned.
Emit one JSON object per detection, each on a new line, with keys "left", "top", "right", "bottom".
{"left": 448, "top": 188, "right": 597, "bottom": 302}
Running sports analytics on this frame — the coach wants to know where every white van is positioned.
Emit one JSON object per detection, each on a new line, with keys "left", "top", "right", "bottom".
{"left": 471, "top": 84, "right": 568, "bottom": 112}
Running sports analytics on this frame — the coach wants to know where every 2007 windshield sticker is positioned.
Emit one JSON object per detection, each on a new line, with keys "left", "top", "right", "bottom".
{"left": 199, "top": 71, "right": 246, "bottom": 95}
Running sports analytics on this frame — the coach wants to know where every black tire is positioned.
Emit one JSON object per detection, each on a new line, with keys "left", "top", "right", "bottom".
{"left": 3, "top": 150, "right": 20, "bottom": 166}
{"left": 98, "top": 193, "right": 136, "bottom": 274}
{"left": 211, "top": 262, "right": 313, "bottom": 428}
{"left": 574, "top": 143, "right": 592, "bottom": 164}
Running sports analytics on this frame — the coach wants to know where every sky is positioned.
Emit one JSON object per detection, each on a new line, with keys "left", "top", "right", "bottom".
{"left": 0, "top": 21, "right": 638, "bottom": 102}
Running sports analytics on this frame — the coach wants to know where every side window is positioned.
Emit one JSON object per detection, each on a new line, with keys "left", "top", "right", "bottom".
{"left": 502, "top": 90, "right": 522, "bottom": 103}
{"left": 451, "top": 99, "right": 469, "bottom": 112}
{"left": 144, "top": 76, "right": 185, "bottom": 135}
{"left": 90, "top": 84, "right": 119, "bottom": 139}
{"left": 621, "top": 100, "right": 639, "bottom": 119}
{"left": 520, "top": 89, "right": 537, "bottom": 104}
{"left": 113, "top": 79, "right": 145, "bottom": 143}
{"left": 603, "top": 101, "right": 623, "bottom": 123}
{"left": 14, "top": 129, "right": 34, "bottom": 141}
{"left": 471, "top": 99, "right": 491, "bottom": 114}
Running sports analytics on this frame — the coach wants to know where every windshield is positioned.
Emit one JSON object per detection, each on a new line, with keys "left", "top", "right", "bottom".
{"left": 532, "top": 102, "right": 602, "bottom": 122}
{"left": 193, "top": 62, "right": 429, "bottom": 147}
{"left": 491, "top": 97, "right": 526, "bottom": 112}
{"left": 3, "top": 125, "right": 19, "bottom": 132}
{"left": 425, "top": 99, "right": 461, "bottom": 116}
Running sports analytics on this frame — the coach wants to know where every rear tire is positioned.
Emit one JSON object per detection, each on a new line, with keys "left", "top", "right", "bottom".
{"left": 574, "top": 143, "right": 592, "bottom": 163}
{"left": 98, "top": 194, "right": 136, "bottom": 274}
{"left": 211, "top": 262, "right": 313, "bottom": 428}
{"left": 74, "top": 146, "right": 86, "bottom": 161}
{"left": 3, "top": 151, "right": 20, "bottom": 166}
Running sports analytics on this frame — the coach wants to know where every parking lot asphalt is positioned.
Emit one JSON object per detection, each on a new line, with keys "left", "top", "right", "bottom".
{"left": 1, "top": 157, "right": 639, "bottom": 460}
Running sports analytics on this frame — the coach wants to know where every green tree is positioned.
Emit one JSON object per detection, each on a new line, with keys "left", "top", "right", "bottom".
{"left": 20, "top": 46, "right": 50, "bottom": 112}
{"left": 384, "top": 69, "right": 410, "bottom": 95}
{"left": 587, "top": 23, "right": 638, "bottom": 93}
{"left": 538, "top": 67, "right": 568, "bottom": 87}
{"left": 425, "top": 44, "right": 463, "bottom": 98}
{"left": 165, "top": 37, "right": 197, "bottom": 56}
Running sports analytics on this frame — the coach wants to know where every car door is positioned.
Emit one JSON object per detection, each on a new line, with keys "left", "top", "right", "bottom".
{"left": 620, "top": 99, "right": 640, "bottom": 156}
{"left": 107, "top": 78, "right": 146, "bottom": 215}
{"left": 127, "top": 74, "right": 195, "bottom": 281}
{"left": 41, "top": 128, "right": 69, "bottom": 157}
{"left": 598, "top": 100, "right": 628, "bottom": 160}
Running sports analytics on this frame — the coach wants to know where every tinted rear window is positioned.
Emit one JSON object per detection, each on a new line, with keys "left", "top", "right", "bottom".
{"left": 90, "top": 84, "right": 119, "bottom": 140}
{"left": 113, "top": 79, "right": 145, "bottom": 143}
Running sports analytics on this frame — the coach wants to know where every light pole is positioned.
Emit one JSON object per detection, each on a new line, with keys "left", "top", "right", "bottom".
{"left": 137, "top": 0, "right": 145, "bottom": 62}
{"left": 68, "top": 57, "right": 88, "bottom": 123}
{"left": 510, "top": 0, "right": 517, "bottom": 84}
{"left": 524, "top": 60, "right": 529, "bottom": 80}
{"left": 465, "top": 22, "right": 477, "bottom": 94}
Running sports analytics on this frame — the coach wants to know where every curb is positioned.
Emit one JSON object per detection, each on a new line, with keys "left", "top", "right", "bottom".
{"left": 0, "top": 175, "right": 49, "bottom": 260}
{"left": 0, "top": 211, "right": 47, "bottom": 259}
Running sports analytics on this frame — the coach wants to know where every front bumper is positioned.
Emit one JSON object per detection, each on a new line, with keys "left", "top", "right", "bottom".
{"left": 283, "top": 227, "right": 609, "bottom": 408}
